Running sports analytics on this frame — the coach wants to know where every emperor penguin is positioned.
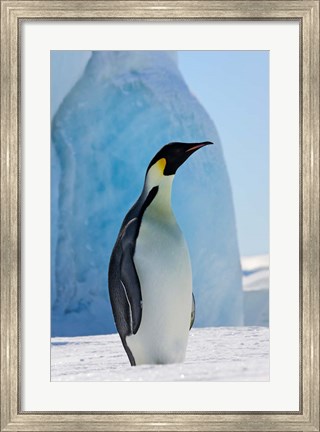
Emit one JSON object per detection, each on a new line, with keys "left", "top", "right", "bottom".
{"left": 108, "top": 141, "right": 213, "bottom": 366}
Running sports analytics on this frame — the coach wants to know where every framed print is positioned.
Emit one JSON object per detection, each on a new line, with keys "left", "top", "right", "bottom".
{"left": 1, "top": 1, "right": 319, "bottom": 431}
{"left": 49, "top": 48, "right": 270, "bottom": 382}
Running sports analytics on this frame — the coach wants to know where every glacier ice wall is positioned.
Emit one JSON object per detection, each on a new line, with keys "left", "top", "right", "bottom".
{"left": 51, "top": 51, "right": 243, "bottom": 336}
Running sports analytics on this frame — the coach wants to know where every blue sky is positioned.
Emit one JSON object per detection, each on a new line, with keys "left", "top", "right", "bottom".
{"left": 179, "top": 51, "right": 269, "bottom": 256}
{"left": 51, "top": 50, "right": 269, "bottom": 257}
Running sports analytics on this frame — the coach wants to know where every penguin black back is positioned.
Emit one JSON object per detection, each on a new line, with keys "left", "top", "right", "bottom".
{"left": 108, "top": 186, "right": 159, "bottom": 365}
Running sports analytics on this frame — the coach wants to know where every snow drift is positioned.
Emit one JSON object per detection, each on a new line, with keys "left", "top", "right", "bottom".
{"left": 242, "top": 255, "right": 269, "bottom": 326}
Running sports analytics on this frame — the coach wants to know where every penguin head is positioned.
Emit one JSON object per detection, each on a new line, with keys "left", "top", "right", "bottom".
{"left": 146, "top": 141, "right": 213, "bottom": 183}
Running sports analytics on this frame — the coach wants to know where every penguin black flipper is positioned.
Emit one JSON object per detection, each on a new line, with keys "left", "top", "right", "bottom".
{"left": 109, "top": 217, "right": 142, "bottom": 339}
{"left": 119, "top": 217, "right": 143, "bottom": 335}
{"left": 190, "top": 293, "right": 196, "bottom": 330}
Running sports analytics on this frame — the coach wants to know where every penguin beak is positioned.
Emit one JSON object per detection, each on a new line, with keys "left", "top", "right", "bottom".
{"left": 185, "top": 141, "right": 214, "bottom": 154}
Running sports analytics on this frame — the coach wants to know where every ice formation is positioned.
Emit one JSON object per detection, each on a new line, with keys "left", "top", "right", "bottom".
{"left": 51, "top": 51, "right": 243, "bottom": 336}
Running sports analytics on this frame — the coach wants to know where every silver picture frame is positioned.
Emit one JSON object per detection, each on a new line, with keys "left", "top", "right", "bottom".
{"left": 1, "top": 1, "right": 319, "bottom": 430}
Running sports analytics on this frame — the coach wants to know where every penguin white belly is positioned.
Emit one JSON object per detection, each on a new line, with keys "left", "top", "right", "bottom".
{"left": 126, "top": 211, "right": 192, "bottom": 365}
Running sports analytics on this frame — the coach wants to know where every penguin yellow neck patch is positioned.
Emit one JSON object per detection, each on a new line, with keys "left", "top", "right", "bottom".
{"left": 156, "top": 158, "right": 166, "bottom": 174}
{"left": 146, "top": 157, "right": 168, "bottom": 190}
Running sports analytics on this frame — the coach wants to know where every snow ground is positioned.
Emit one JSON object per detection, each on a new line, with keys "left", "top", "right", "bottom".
{"left": 51, "top": 326, "right": 269, "bottom": 382}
